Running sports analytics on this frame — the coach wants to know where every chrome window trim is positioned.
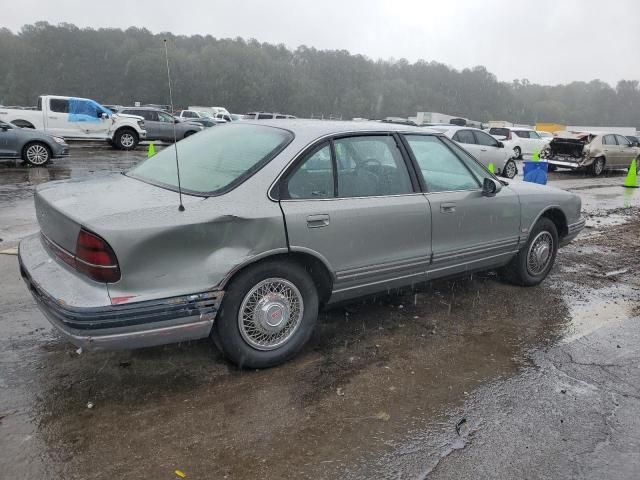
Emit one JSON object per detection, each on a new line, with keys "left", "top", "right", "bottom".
{"left": 267, "top": 129, "right": 440, "bottom": 202}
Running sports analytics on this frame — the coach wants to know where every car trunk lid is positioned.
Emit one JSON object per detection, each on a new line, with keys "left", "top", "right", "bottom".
{"left": 35, "top": 174, "right": 200, "bottom": 253}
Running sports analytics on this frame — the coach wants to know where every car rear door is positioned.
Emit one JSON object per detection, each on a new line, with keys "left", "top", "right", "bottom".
{"left": 279, "top": 134, "right": 432, "bottom": 302}
{"left": 45, "top": 98, "right": 74, "bottom": 137}
{"left": 402, "top": 134, "right": 520, "bottom": 279}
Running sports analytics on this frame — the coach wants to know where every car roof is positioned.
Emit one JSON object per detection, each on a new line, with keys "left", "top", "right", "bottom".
{"left": 240, "top": 119, "right": 438, "bottom": 139}
{"left": 432, "top": 125, "right": 486, "bottom": 133}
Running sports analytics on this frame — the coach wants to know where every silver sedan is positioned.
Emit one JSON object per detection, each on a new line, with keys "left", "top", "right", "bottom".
{"left": 19, "top": 121, "right": 584, "bottom": 368}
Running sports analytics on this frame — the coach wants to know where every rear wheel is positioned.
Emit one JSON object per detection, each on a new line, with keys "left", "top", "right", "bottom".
{"left": 589, "top": 157, "right": 605, "bottom": 176}
{"left": 113, "top": 128, "right": 138, "bottom": 150}
{"left": 22, "top": 142, "right": 51, "bottom": 166}
{"left": 513, "top": 146, "right": 522, "bottom": 160}
{"left": 501, "top": 217, "right": 558, "bottom": 286}
{"left": 213, "top": 260, "right": 319, "bottom": 368}
{"left": 502, "top": 159, "right": 517, "bottom": 179}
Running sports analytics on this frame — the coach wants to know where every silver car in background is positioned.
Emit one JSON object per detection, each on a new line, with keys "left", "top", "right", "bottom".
{"left": 0, "top": 120, "right": 69, "bottom": 166}
{"left": 117, "top": 107, "right": 203, "bottom": 142}
{"left": 19, "top": 121, "right": 584, "bottom": 368}
{"left": 433, "top": 125, "right": 516, "bottom": 178}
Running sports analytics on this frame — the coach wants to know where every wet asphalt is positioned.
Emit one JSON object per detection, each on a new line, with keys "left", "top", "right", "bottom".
{"left": 1, "top": 147, "right": 639, "bottom": 479}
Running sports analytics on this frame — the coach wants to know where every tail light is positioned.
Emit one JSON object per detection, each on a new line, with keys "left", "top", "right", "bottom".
{"left": 75, "top": 229, "right": 121, "bottom": 283}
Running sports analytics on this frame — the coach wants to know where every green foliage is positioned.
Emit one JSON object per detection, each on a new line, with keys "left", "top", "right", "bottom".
{"left": 0, "top": 22, "right": 638, "bottom": 127}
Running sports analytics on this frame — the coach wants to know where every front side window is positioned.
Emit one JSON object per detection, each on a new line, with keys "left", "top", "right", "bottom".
{"left": 285, "top": 144, "right": 334, "bottom": 199}
{"left": 473, "top": 130, "right": 499, "bottom": 147}
{"left": 334, "top": 136, "right": 413, "bottom": 197}
{"left": 615, "top": 135, "right": 630, "bottom": 146}
{"left": 258, "top": 113, "right": 273, "bottom": 119}
{"left": 158, "top": 111, "right": 174, "bottom": 123}
{"left": 529, "top": 131, "right": 541, "bottom": 139}
{"left": 404, "top": 135, "right": 480, "bottom": 193}
{"left": 129, "top": 124, "right": 293, "bottom": 195}
{"left": 453, "top": 130, "right": 476, "bottom": 144}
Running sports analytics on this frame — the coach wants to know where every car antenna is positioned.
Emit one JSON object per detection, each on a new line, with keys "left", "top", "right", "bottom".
{"left": 163, "top": 38, "right": 185, "bottom": 212}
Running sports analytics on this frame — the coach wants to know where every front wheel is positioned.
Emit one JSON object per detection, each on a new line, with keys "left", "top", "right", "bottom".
{"left": 501, "top": 217, "right": 558, "bottom": 286}
{"left": 113, "top": 128, "right": 138, "bottom": 150}
{"left": 589, "top": 157, "right": 605, "bottom": 176}
{"left": 213, "top": 260, "right": 319, "bottom": 368}
{"left": 502, "top": 159, "right": 517, "bottom": 179}
{"left": 22, "top": 142, "right": 51, "bottom": 166}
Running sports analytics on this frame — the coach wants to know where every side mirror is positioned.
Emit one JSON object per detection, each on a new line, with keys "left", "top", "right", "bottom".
{"left": 497, "top": 141, "right": 504, "bottom": 148}
{"left": 482, "top": 177, "right": 501, "bottom": 197}
{"left": 174, "top": 118, "right": 180, "bottom": 123}
{"left": 100, "top": 113, "right": 109, "bottom": 119}
{"left": 0, "top": 125, "right": 9, "bottom": 131}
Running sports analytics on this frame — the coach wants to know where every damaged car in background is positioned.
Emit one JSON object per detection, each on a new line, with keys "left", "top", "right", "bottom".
{"left": 19, "top": 121, "right": 584, "bottom": 369}
{"left": 542, "top": 131, "right": 640, "bottom": 176}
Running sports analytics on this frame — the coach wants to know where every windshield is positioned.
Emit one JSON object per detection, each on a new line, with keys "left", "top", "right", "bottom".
{"left": 128, "top": 123, "right": 293, "bottom": 195}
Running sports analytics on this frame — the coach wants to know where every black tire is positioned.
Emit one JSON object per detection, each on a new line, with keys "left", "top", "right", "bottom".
{"left": 513, "top": 146, "right": 522, "bottom": 160}
{"left": 502, "top": 159, "right": 517, "bottom": 179}
{"left": 113, "top": 128, "right": 138, "bottom": 150}
{"left": 22, "top": 142, "right": 51, "bottom": 166}
{"left": 589, "top": 157, "right": 605, "bottom": 176}
{"left": 547, "top": 163, "right": 557, "bottom": 172}
{"left": 213, "top": 260, "right": 319, "bottom": 368}
{"left": 501, "top": 217, "right": 558, "bottom": 286}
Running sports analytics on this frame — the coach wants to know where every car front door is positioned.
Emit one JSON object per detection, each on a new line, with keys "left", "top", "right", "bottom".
{"left": 601, "top": 135, "right": 620, "bottom": 166}
{"left": 615, "top": 134, "right": 636, "bottom": 167}
{"left": 279, "top": 134, "right": 432, "bottom": 302}
{"left": 402, "top": 134, "right": 521, "bottom": 279}
{"left": 0, "top": 122, "right": 18, "bottom": 157}
{"left": 157, "top": 111, "right": 179, "bottom": 140}
{"left": 472, "top": 130, "right": 506, "bottom": 170}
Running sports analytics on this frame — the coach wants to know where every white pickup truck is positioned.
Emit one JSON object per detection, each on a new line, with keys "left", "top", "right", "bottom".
{"left": 0, "top": 95, "right": 146, "bottom": 150}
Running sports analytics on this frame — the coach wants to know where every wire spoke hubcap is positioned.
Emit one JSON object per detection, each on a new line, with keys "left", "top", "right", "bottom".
{"left": 527, "top": 231, "right": 553, "bottom": 275}
{"left": 26, "top": 145, "right": 48, "bottom": 164}
{"left": 238, "top": 278, "right": 304, "bottom": 351}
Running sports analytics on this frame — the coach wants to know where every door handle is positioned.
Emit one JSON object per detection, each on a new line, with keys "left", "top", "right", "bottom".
{"left": 440, "top": 203, "right": 456, "bottom": 213}
{"left": 306, "top": 214, "right": 330, "bottom": 228}
{"left": 48, "top": 116, "right": 58, "bottom": 119}
{"left": 480, "top": 148, "right": 487, "bottom": 152}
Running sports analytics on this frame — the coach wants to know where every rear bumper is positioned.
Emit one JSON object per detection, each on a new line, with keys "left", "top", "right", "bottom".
{"left": 548, "top": 158, "right": 590, "bottom": 169}
{"left": 19, "top": 234, "right": 223, "bottom": 351}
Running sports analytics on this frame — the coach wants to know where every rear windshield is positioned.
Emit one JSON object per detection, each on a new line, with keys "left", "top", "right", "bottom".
{"left": 489, "top": 128, "right": 509, "bottom": 137}
{"left": 128, "top": 123, "right": 293, "bottom": 195}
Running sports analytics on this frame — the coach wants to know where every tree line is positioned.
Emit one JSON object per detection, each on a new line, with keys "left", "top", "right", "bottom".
{"left": 0, "top": 22, "right": 638, "bottom": 128}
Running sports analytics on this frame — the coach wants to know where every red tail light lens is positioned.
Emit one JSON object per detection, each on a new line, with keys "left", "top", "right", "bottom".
{"left": 75, "top": 229, "right": 121, "bottom": 283}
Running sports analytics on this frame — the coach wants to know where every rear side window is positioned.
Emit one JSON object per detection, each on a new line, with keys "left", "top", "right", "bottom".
{"left": 514, "top": 131, "right": 529, "bottom": 138}
{"left": 285, "top": 144, "right": 334, "bottom": 199}
{"left": 404, "top": 135, "right": 480, "bottom": 192}
{"left": 489, "top": 128, "right": 509, "bottom": 137}
{"left": 258, "top": 113, "right": 273, "bottom": 119}
{"left": 334, "top": 136, "right": 413, "bottom": 197}
{"left": 602, "top": 135, "right": 616, "bottom": 145}
{"left": 452, "top": 130, "right": 475, "bottom": 144}
{"left": 129, "top": 124, "right": 293, "bottom": 195}
{"left": 49, "top": 99, "right": 69, "bottom": 113}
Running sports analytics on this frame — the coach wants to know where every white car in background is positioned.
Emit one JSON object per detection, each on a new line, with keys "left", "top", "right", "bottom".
{"left": 537, "top": 131, "right": 554, "bottom": 142}
{"left": 488, "top": 127, "right": 550, "bottom": 160}
{"left": 434, "top": 125, "right": 516, "bottom": 178}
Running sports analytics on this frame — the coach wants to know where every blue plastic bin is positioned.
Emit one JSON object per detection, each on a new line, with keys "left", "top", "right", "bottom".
{"left": 523, "top": 161, "right": 548, "bottom": 185}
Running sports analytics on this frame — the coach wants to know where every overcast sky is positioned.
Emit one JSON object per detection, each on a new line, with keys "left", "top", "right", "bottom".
{"left": 3, "top": 0, "right": 639, "bottom": 86}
